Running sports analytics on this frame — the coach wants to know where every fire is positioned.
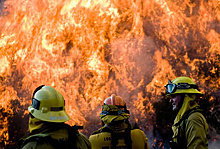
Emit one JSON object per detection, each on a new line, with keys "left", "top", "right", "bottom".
{"left": 0, "top": 0, "right": 219, "bottom": 148}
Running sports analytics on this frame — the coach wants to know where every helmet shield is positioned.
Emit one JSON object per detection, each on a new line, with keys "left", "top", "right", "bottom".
{"left": 28, "top": 86, "right": 70, "bottom": 122}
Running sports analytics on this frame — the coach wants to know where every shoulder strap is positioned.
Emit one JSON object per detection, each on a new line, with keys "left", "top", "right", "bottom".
{"left": 65, "top": 124, "right": 83, "bottom": 149}
{"left": 124, "top": 122, "right": 132, "bottom": 149}
{"left": 91, "top": 126, "right": 105, "bottom": 135}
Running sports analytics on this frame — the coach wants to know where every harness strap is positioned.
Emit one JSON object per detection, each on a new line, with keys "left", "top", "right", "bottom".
{"left": 124, "top": 123, "right": 132, "bottom": 149}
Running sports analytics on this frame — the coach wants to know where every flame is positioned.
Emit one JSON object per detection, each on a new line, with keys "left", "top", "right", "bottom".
{"left": 0, "top": 0, "right": 219, "bottom": 147}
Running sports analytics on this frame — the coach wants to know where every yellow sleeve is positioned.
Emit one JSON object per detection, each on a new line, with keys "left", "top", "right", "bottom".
{"left": 139, "top": 130, "right": 150, "bottom": 149}
{"left": 131, "top": 129, "right": 150, "bottom": 149}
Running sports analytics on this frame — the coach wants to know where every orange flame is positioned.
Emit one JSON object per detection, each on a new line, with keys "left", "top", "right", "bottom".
{"left": 0, "top": 0, "right": 219, "bottom": 147}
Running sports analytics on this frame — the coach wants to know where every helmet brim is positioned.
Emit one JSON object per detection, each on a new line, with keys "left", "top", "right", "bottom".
{"left": 28, "top": 106, "right": 70, "bottom": 123}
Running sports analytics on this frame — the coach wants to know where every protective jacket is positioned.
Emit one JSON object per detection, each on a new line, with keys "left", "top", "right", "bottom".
{"left": 18, "top": 120, "right": 91, "bottom": 149}
{"left": 170, "top": 95, "right": 208, "bottom": 149}
{"left": 89, "top": 122, "right": 150, "bottom": 149}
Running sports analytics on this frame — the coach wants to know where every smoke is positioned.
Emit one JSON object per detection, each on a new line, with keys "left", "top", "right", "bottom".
{"left": 209, "top": 135, "right": 220, "bottom": 149}
{"left": 0, "top": 0, "right": 4, "bottom": 15}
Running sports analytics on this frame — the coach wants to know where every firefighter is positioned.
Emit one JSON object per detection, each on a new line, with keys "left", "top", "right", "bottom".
{"left": 89, "top": 94, "right": 150, "bottom": 149}
{"left": 164, "top": 76, "right": 208, "bottom": 149}
{"left": 18, "top": 85, "right": 91, "bottom": 149}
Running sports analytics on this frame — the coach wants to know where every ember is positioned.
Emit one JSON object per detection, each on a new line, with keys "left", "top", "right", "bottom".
{"left": 0, "top": 0, "right": 219, "bottom": 148}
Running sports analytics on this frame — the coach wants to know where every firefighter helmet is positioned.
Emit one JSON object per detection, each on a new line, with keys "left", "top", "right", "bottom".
{"left": 165, "top": 76, "right": 203, "bottom": 96}
{"left": 100, "top": 94, "right": 130, "bottom": 124}
{"left": 100, "top": 94, "right": 129, "bottom": 116}
{"left": 104, "top": 94, "right": 126, "bottom": 107}
{"left": 28, "top": 85, "right": 70, "bottom": 122}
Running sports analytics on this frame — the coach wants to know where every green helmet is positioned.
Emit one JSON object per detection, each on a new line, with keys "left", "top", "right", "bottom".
{"left": 28, "top": 85, "right": 70, "bottom": 122}
{"left": 165, "top": 76, "right": 203, "bottom": 96}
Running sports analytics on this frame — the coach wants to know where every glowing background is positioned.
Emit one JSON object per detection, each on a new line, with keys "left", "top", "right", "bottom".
{"left": 0, "top": 0, "right": 219, "bottom": 148}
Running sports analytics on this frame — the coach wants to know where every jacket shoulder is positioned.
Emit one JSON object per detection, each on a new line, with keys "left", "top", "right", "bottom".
{"left": 89, "top": 130, "right": 111, "bottom": 142}
{"left": 20, "top": 134, "right": 55, "bottom": 149}
{"left": 20, "top": 126, "right": 91, "bottom": 149}
{"left": 131, "top": 129, "right": 146, "bottom": 137}
{"left": 131, "top": 129, "right": 149, "bottom": 142}
{"left": 22, "top": 141, "right": 55, "bottom": 149}
{"left": 188, "top": 111, "right": 205, "bottom": 121}
{"left": 187, "top": 111, "right": 208, "bottom": 127}
{"left": 89, "top": 130, "right": 112, "bottom": 149}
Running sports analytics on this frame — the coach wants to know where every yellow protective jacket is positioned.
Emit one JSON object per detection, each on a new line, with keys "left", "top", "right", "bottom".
{"left": 18, "top": 123, "right": 91, "bottom": 149}
{"left": 171, "top": 95, "right": 208, "bottom": 149}
{"left": 89, "top": 123, "right": 150, "bottom": 149}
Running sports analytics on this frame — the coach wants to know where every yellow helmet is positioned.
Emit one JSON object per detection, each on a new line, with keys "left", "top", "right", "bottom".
{"left": 165, "top": 76, "right": 203, "bottom": 96}
{"left": 28, "top": 85, "right": 70, "bottom": 122}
